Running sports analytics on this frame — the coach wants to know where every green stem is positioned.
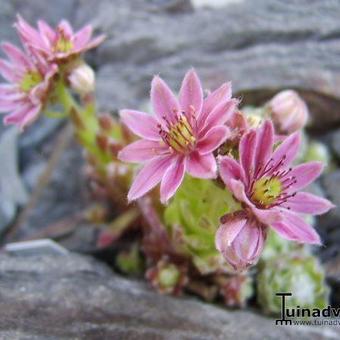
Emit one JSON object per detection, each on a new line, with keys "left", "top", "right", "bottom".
{"left": 44, "top": 111, "right": 68, "bottom": 119}
{"left": 56, "top": 81, "right": 80, "bottom": 114}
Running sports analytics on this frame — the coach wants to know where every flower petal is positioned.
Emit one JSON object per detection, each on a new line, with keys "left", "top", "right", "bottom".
{"left": 199, "top": 99, "right": 237, "bottom": 136}
{"left": 271, "top": 210, "right": 321, "bottom": 244}
{"left": 127, "top": 155, "right": 173, "bottom": 202}
{"left": 288, "top": 161, "right": 323, "bottom": 192}
{"left": 73, "top": 25, "right": 92, "bottom": 49}
{"left": 187, "top": 151, "right": 217, "bottom": 179}
{"left": 179, "top": 69, "right": 203, "bottom": 117}
{"left": 216, "top": 213, "right": 247, "bottom": 248}
{"left": 202, "top": 82, "right": 232, "bottom": 118}
{"left": 239, "top": 129, "right": 257, "bottom": 184}
{"left": 58, "top": 20, "right": 74, "bottom": 36}
{"left": 0, "top": 84, "right": 17, "bottom": 93}
{"left": 160, "top": 157, "right": 186, "bottom": 203}
{"left": 118, "top": 139, "right": 169, "bottom": 163}
{"left": 151, "top": 75, "right": 180, "bottom": 123}
{"left": 270, "top": 131, "right": 300, "bottom": 170}
{"left": 233, "top": 220, "right": 265, "bottom": 265}
{"left": 216, "top": 212, "right": 266, "bottom": 271}
{"left": 197, "top": 126, "right": 229, "bottom": 155}
{"left": 0, "top": 99, "right": 20, "bottom": 112}
{"left": 37, "top": 20, "right": 56, "bottom": 43}
{"left": 85, "top": 35, "right": 106, "bottom": 50}
{"left": 284, "top": 191, "right": 335, "bottom": 215}
{"left": 254, "top": 120, "right": 274, "bottom": 174}
{"left": 15, "top": 15, "right": 45, "bottom": 49}
{"left": 219, "top": 156, "right": 244, "bottom": 187}
{"left": 120, "top": 109, "right": 160, "bottom": 141}
{"left": 4, "top": 104, "right": 40, "bottom": 130}
{"left": 1, "top": 42, "right": 33, "bottom": 70}
{"left": 0, "top": 59, "right": 19, "bottom": 83}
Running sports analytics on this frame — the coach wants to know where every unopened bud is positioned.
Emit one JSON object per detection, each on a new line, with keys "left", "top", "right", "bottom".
{"left": 99, "top": 113, "right": 114, "bottom": 131}
{"left": 96, "top": 133, "right": 109, "bottom": 151}
{"left": 268, "top": 90, "right": 308, "bottom": 135}
{"left": 108, "top": 140, "right": 123, "bottom": 157}
{"left": 69, "top": 63, "right": 95, "bottom": 96}
{"left": 146, "top": 258, "right": 188, "bottom": 295}
{"left": 214, "top": 274, "right": 253, "bottom": 308}
{"left": 116, "top": 244, "right": 144, "bottom": 275}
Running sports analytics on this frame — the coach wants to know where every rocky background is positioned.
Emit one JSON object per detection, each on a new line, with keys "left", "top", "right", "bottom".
{"left": 1, "top": 0, "right": 340, "bottom": 338}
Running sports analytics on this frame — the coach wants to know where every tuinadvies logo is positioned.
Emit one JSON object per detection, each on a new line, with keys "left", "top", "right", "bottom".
{"left": 275, "top": 293, "right": 340, "bottom": 326}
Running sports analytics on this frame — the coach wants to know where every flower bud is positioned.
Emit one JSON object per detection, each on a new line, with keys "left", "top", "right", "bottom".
{"left": 99, "top": 113, "right": 114, "bottom": 131}
{"left": 268, "top": 90, "right": 308, "bottom": 135}
{"left": 69, "top": 63, "right": 95, "bottom": 96}
{"left": 96, "top": 132, "right": 109, "bottom": 152}
{"left": 116, "top": 244, "right": 144, "bottom": 275}
{"left": 215, "top": 211, "right": 267, "bottom": 271}
{"left": 215, "top": 274, "right": 253, "bottom": 308}
{"left": 146, "top": 257, "right": 188, "bottom": 295}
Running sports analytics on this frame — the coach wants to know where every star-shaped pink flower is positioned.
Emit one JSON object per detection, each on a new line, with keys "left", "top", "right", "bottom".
{"left": 0, "top": 42, "right": 57, "bottom": 129}
{"left": 216, "top": 120, "right": 334, "bottom": 270}
{"left": 15, "top": 15, "right": 105, "bottom": 62}
{"left": 118, "top": 69, "right": 237, "bottom": 203}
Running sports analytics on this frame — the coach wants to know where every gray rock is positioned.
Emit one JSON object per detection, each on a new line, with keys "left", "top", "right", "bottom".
{"left": 2, "top": 0, "right": 340, "bottom": 125}
{"left": 0, "top": 1, "right": 19, "bottom": 43}
{"left": 329, "top": 128, "right": 340, "bottom": 160}
{"left": 320, "top": 171, "right": 340, "bottom": 228}
{"left": 80, "top": 0, "right": 340, "bottom": 127}
{"left": 325, "top": 255, "right": 340, "bottom": 307}
{"left": 4, "top": 0, "right": 77, "bottom": 26}
{"left": 19, "top": 116, "right": 64, "bottom": 151}
{"left": 0, "top": 252, "right": 339, "bottom": 339}
{"left": 318, "top": 171, "right": 340, "bottom": 260}
{"left": 0, "top": 128, "right": 28, "bottom": 234}
{"left": 17, "top": 140, "right": 90, "bottom": 241}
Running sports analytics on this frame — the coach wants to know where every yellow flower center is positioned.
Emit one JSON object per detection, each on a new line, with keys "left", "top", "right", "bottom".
{"left": 54, "top": 37, "right": 73, "bottom": 53}
{"left": 161, "top": 115, "right": 196, "bottom": 153}
{"left": 20, "top": 71, "right": 43, "bottom": 92}
{"left": 251, "top": 176, "right": 282, "bottom": 206}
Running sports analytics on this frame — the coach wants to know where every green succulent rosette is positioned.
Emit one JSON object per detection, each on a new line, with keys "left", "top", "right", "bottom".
{"left": 115, "top": 243, "right": 144, "bottom": 276}
{"left": 260, "top": 230, "right": 304, "bottom": 261}
{"left": 164, "top": 175, "right": 240, "bottom": 275}
{"left": 257, "top": 250, "right": 329, "bottom": 315}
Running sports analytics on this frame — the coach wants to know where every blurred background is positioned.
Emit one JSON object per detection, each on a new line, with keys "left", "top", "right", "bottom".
{"left": 1, "top": 0, "right": 340, "bottom": 338}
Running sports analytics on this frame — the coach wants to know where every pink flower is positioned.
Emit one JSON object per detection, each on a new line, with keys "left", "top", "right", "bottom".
{"left": 268, "top": 90, "right": 309, "bottom": 135}
{"left": 215, "top": 211, "right": 266, "bottom": 271}
{"left": 218, "top": 120, "right": 334, "bottom": 249}
{"left": 118, "top": 69, "right": 237, "bottom": 203}
{"left": 15, "top": 15, "right": 105, "bottom": 62}
{"left": 0, "top": 42, "right": 57, "bottom": 129}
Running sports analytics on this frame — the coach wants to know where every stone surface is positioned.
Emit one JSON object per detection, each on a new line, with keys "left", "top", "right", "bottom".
{"left": 325, "top": 255, "right": 340, "bottom": 307}
{"left": 0, "top": 252, "right": 339, "bottom": 339}
{"left": 328, "top": 128, "right": 340, "bottom": 160}
{"left": 318, "top": 170, "right": 340, "bottom": 261}
{"left": 1, "top": 1, "right": 340, "bottom": 131}
{"left": 0, "top": 128, "right": 28, "bottom": 233}
{"left": 17, "top": 140, "right": 90, "bottom": 240}
{"left": 85, "top": 0, "right": 340, "bottom": 130}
